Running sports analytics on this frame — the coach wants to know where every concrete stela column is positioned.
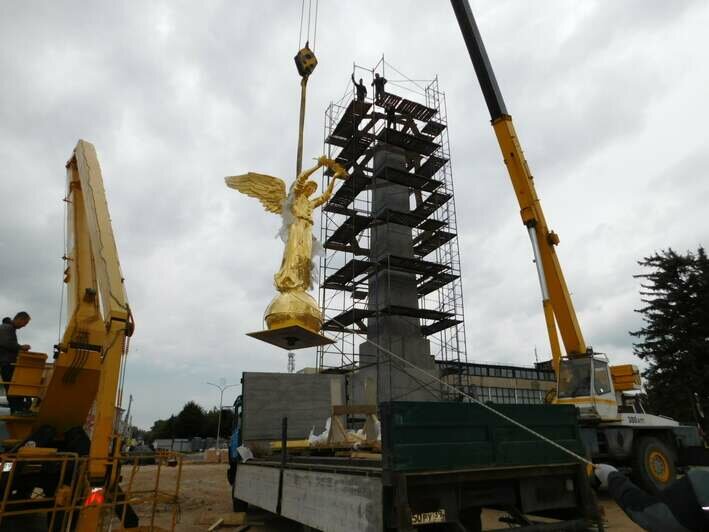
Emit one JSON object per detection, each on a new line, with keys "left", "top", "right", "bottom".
{"left": 355, "top": 145, "right": 439, "bottom": 404}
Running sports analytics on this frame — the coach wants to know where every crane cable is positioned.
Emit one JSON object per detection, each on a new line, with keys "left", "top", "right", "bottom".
{"left": 297, "top": 0, "right": 304, "bottom": 49}
{"left": 306, "top": 0, "right": 312, "bottom": 46}
{"left": 330, "top": 317, "right": 594, "bottom": 467}
{"left": 297, "top": 0, "right": 319, "bottom": 51}
{"left": 312, "top": 0, "right": 319, "bottom": 51}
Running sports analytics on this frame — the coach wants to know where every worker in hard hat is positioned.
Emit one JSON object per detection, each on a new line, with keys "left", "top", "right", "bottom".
{"left": 595, "top": 463, "right": 709, "bottom": 532}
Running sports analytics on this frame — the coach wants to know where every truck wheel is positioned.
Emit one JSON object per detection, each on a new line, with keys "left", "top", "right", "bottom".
{"left": 633, "top": 435, "right": 676, "bottom": 493}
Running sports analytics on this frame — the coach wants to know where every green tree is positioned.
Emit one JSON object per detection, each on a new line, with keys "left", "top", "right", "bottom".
{"left": 631, "top": 247, "right": 709, "bottom": 421}
{"left": 173, "top": 401, "right": 206, "bottom": 438}
{"left": 148, "top": 415, "right": 176, "bottom": 441}
{"left": 204, "top": 407, "right": 235, "bottom": 439}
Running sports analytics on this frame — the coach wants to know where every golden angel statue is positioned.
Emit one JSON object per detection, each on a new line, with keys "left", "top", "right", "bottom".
{"left": 225, "top": 156, "right": 348, "bottom": 343}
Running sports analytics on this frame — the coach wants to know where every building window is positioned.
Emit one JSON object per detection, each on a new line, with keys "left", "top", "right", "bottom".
{"left": 516, "top": 388, "right": 544, "bottom": 404}
{"left": 487, "top": 387, "right": 516, "bottom": 404}
{"left": 472, "top": 365, "right": 487, "bottom": 377}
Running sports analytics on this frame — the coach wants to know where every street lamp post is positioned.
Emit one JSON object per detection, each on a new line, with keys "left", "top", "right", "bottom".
{"left": 206, "top": 380, "right": 239, "bottom": 461}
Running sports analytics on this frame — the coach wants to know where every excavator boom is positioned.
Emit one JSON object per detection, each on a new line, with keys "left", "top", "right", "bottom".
{"left": 0, "top": 140, "right": 138, "bottom": 530}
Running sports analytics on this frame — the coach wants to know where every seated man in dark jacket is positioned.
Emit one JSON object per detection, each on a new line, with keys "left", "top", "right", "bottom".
{"left": 595, "top": 463, "right": 709, "bottom": 531}
{"left": 0, "top": 311, "right": 32, "bottom": 414}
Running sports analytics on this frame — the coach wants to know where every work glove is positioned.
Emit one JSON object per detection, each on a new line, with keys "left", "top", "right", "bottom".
{"left": 594, "top": 463, "right": 618, "bottom": 490}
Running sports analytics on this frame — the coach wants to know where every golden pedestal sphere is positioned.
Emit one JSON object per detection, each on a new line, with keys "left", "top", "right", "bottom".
{"left": 265, "top": 290, "right": 322, "bottom": 333}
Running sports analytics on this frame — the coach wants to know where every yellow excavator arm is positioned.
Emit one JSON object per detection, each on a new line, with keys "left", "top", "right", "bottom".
{"left": 0, "top": 140, "right": 135, "bottom": 530}
{"left": 62, "top": 140, "right": 133, "bottom": 482}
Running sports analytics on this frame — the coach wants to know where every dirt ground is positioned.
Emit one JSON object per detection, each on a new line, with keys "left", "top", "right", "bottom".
{"left": 126, "top": 462, "right": 643, "bottom": 531}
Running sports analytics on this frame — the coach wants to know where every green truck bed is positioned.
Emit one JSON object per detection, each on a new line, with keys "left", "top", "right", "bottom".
{"left": 381, "top": 401, "right": 587, "bottom": 472}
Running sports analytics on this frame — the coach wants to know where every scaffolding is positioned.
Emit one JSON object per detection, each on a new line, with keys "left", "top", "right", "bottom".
{"left": 317, "top": 60, "right": 469, "bottom": 396}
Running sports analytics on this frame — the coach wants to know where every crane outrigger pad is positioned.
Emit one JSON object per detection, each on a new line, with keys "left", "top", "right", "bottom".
{"left": 248, "top": 325, "right": 335, "bottom": 351}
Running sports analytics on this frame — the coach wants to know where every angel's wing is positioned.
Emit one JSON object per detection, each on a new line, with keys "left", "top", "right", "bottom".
{"left": 225, "top": 173, "right": 286, "bottom": 214}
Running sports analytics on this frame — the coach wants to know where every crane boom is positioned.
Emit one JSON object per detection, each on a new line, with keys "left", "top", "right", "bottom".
{"left": 451, "top": 0, "right": 587, "bottom": 369}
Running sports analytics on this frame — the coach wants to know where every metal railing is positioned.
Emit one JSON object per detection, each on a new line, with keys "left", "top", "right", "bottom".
{"left": 0, "top": 450, "right": 182, "bottom": 530}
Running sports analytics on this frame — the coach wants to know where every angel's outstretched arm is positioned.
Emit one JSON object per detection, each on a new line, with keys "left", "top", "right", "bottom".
{"left": 296, "top": 159, "right": 325, "bottom": 186}
{"left": 311, "top": 177, "right": 337, "bottom": 208}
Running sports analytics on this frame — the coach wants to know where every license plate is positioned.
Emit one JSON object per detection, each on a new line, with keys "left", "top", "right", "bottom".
{"left": 411, "top": 509, "right": 446, "bottom": 525}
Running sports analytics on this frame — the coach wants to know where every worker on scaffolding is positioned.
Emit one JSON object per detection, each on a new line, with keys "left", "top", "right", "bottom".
{"left": 0, "top": 311, "right": 32, "bottom": 414}
{"left": 351, "top": 73, "right": 367, "bottom": 102}
{"left": 386, "top": 107, "right": 397, "bottom": 130}
{"left": 371, "top": 72, "right": 387, "bottom": 103}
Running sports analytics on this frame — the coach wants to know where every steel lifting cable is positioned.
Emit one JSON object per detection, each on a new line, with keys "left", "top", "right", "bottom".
{"left": 306, "top": 0, "right": 312, "bottom": 45}
{"left": 298, "top": 0, "right": 305, "bottom": 48}
{"left": 330, "top": 317, "right": 594, "bottom": 467}
{"left": 312, "top": 0, "right": 319, "bottom": 51}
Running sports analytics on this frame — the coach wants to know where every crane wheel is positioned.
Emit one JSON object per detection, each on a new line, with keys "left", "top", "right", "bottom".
{"left": 632, "top": 435, "right": 676, "bottom": 493}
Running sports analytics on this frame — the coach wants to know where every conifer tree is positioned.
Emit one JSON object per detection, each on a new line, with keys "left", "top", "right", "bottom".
{"left": 631, "top": 247, "right": 709, "bottom": 421}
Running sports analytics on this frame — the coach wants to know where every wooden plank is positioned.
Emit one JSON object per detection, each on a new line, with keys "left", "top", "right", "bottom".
{"left": 351, "top": 451, "right": 382, "bottom": 461}
{"left": 222, "top": 513, "right": 246, "bottom": 525}
{"left": 270, "top": 439, "right": 310, "bottom": 450}
{"left": 207, "top": 518, "right": 224, "bottom": 531}
{"left": 197, "top": 512, "right": 247, "bottom": 526}
{"left": 332, "top": 404, "right": 377, "bottom": 415}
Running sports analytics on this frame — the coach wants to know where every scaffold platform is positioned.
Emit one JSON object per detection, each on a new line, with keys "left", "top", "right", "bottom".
{"left": 414, "top": 229, "right": 456, "bottom": 257}
{"left": 326, "top": 100, "right": 372, "bottom": 147}
{"left": 421, "top": 120, "right": 446, "bottom": 138}
{"left": 376, "top": 127, "right": 440, "bottom": 156}
{"left": 418, "top": 155, "right": 448, "bottom": 179}
{"left": 372, "top": 165, "right": 442, "bottom": 192}
{"left": 376, "top": 254, "right": 448, "bottom": 277}
{"left": 326, "top": 170, "right": 371, "bottom": 209}
{"left": 318, "top": 67, "right": 469, "bottom": 384}
{"left": 324, "top": 213, "right": 372, "bottom": 254}
{"left": 322, "top": 259, "right": 372, "bottom": 292}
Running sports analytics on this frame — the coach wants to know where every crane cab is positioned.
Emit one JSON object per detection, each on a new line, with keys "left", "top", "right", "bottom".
{"left": 555, "top": 355, "right": 619, "bottom": 422}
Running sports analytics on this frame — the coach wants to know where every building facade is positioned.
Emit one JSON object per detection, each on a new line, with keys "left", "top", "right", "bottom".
{"left": 440, "top": 361, "right": 556, "bottom": 405}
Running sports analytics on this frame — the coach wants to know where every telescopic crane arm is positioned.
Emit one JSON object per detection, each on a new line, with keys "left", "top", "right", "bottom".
{"left": 451, "top": 0, "right": 588, "bottom": 370}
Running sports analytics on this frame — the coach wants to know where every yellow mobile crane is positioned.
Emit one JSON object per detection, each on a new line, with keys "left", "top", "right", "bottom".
{"left": 0, "top": 141, "right": 179, "bottom": 530}
{"left": 451, "top": 0, "right": 709, "bottom": 492}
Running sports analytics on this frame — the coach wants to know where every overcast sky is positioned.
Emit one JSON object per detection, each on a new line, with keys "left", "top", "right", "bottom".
{"left": 1, "top": 1, "right": 707, "bottom": 429}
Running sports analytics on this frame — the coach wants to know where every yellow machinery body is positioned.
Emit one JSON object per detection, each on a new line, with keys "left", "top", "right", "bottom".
{"left": 0, "top": 140, "right": 172, "bottom": 531}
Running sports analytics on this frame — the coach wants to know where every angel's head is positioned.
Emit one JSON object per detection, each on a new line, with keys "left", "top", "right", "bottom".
{"left": 304, "top": 180, "right": 318, "bottom": 197}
